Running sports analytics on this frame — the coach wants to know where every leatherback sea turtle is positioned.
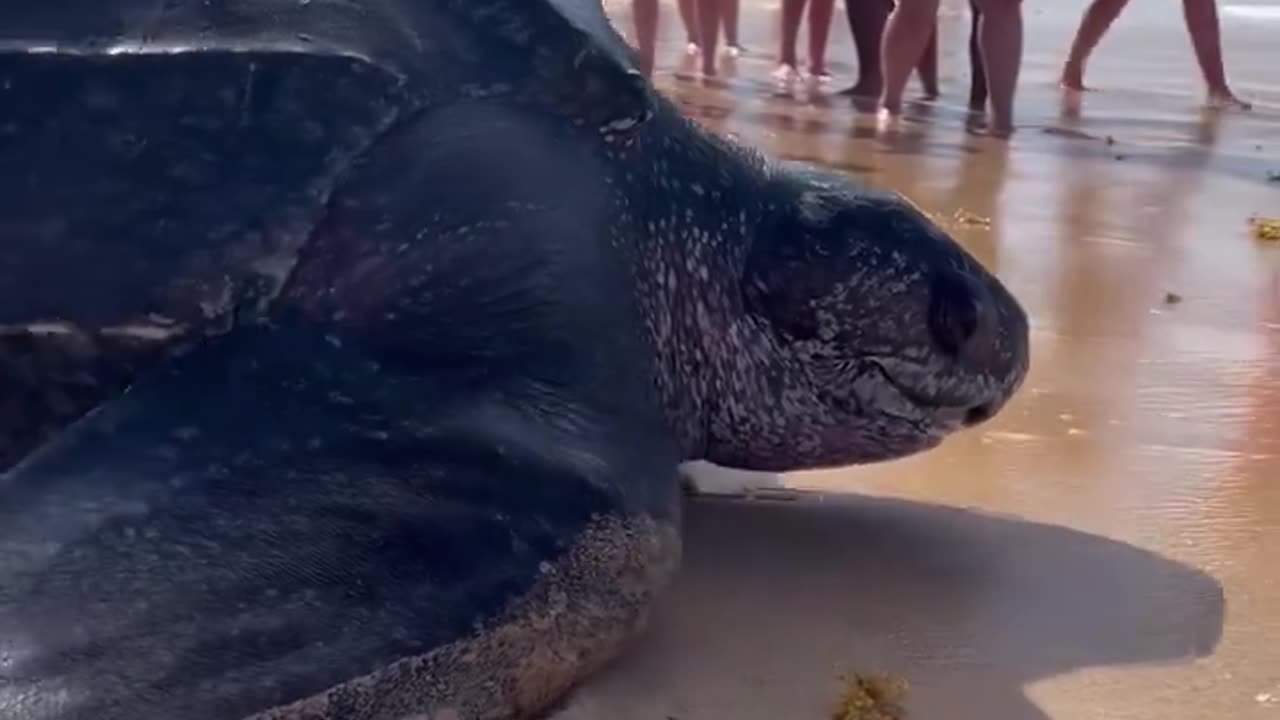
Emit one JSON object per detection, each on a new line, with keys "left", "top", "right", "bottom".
{"left": 0, "top": 1, "right": 1029, "bottom": 718}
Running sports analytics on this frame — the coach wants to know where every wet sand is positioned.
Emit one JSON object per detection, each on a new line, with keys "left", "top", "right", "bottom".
{"left": 556, "top": 1, "right": 1280, "bottom": 718}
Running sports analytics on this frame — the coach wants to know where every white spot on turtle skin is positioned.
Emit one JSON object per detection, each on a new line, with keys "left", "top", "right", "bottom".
{"left": 0, "top": 322, "right": 74, "bottom": 336}
{"left": 99, "top": 323, "right": 188, "bottom": 341}
{"left": 171, "top": 426, "right": 200, "bottom": 441}
{"left": 603, "top": 116, "right": 639, "bottom": 133}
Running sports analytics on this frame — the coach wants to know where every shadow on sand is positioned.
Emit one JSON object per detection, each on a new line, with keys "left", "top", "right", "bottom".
{"left": 555, "top": 492, "right": 1225, "bottom": 719}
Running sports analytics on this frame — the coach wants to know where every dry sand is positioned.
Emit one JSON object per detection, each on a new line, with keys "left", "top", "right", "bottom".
{"left": 554, "top": 1, "right": 1280, "bottom": 718}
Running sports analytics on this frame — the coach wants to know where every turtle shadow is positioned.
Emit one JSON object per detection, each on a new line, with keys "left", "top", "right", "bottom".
{"left": 553, "top": 492, "right": 1225, "bottom": 719}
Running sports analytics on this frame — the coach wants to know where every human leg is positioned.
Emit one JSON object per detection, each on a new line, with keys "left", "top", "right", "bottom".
{"left": 779, "top": 0, "right": 808, "bottom": 71}
{"left": 1060, "top": 0, "right": 1129, "bottom": 90}
{"left": 632, "top": 0, "right": 660, "bottom": 77}
{"left": 917, "top": 21, "right": 940, "bottom": 98}
{"left": 697, "top": 0, "right": 724, "bottom": 76}
{"left": 968, "top": 0, "right": 988, "bottom": 109}
{"left": 807, "top": 0, "right": 838, "bottom": 78}
{"left": 974, "top": 0, "right": 1024, "bottom": 135}
{"left": 880, "top": 0, "right": 941, "bottom": 114}
{"left": 724, "top": 0, "right": 743, "bottom": 52}
{"left": 1181, "top": 0, "right": 1250, "bottom": 108}
{"left": 678, "top": 0, "right": 701, "bottom": 51}
{"left": 843, "top": 0, "right": 892, "bottom": 97}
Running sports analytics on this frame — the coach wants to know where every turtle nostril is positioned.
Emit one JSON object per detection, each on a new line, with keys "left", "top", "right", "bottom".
{"left": 963, "top": 401, "right": 995, "bottom": 427}
{"left": 928, "top": 272, "right": 982, "bottom": 358}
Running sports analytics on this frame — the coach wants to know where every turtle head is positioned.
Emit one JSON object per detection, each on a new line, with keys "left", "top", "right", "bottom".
{"left": 704, "top": 164, "right": 1029, "bottom": 472}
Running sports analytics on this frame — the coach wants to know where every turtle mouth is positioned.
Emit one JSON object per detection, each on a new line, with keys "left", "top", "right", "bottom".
{"left": 862, "top": 357, "right": 1003, "bottom": 436}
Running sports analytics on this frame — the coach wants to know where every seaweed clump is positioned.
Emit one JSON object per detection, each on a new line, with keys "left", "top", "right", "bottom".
{"left": 832, "top": 673, "right": 909, "bottom": 720}
{"left": 1249, "top": 216, "right": 1280, "bottom": 242}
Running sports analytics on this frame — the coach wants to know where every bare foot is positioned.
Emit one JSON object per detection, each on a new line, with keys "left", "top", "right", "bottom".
{"left": 876, "top": 106, "right": 904, "bottom": 132}
{"left": 701, "top": 48, "right": 718, "bottom": 78}
{"left": 988, "top": 117, "right": 1015, "bottom": 139}
{"left": 686, "top": 41, "right": 700, "bottom": 56}
{"left": 837, "top": 79, "right": 882, "bottom": 98}
{"left": 921, "top": 84, "right": 940, "bottom": 101}
{"left": 1207, "top": 87, "right": 1252, "bottom": 110}
{"left": 1059, "top": 91, "right": 1083, "bottom": 121}
{"left": 771, "top": 63, "right": 801, "bottom": 84}
{"left": 850, "top": 94, "right": 880, "bottom": 113}
{"left": 879, "top": 97, "right": 904, "bottom": 118}
{"left": 1060, "top": 62, "right": 1087, "bottom": 92}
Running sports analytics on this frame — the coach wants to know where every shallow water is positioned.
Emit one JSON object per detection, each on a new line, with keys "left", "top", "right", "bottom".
{"left": 557, "top": 2, "right": 1280, "bottom": 718}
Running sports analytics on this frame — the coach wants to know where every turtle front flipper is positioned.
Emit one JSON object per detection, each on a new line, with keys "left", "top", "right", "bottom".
{"left": 0, "top": 323, "right": 681, "bottom": 720}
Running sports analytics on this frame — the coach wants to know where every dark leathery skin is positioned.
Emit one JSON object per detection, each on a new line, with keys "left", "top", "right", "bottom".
{"left": 0, "top": 0, "right": 649, "bottom": 469}
{"left": 0, "top": 324, "right": 681, "bottom": 720}
{"left": 0, "top": 1, "right": 1029, "bottom": 718}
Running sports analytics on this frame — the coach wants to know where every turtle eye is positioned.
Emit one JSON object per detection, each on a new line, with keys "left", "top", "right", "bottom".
{"left": 927, "top": 271, "right": 982, "bottom": 358}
